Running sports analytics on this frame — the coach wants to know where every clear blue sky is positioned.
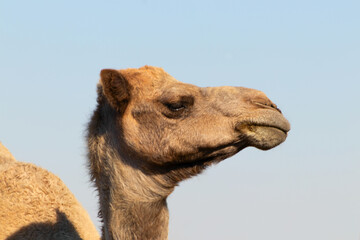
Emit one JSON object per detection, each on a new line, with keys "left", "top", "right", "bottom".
{"left": 1, "top": 1, "right": 359, "bottom": 239}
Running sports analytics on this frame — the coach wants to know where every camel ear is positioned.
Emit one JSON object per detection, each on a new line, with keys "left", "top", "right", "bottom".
{"left": 100, "top": 69, "right": 130, "bottom": 111}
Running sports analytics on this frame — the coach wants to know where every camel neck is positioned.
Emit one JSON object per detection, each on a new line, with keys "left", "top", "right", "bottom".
{"left": 104, "top": 197, "right": 169, "bottom": 240}
{"left": 99, "top": 147, "right": 173, "bottom": 240}
{"left": 87, "top": 138, "right": 172, "bottom": 240}
{"left": 87, "top": 104, "right": 173, "bottom": 239}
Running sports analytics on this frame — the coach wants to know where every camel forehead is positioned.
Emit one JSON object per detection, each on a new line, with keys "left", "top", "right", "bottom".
{"left": 119, "top": 66, "right": 199, "bottom": 99}
{"left": 119, "top": 66, "right": 179, "bottom": 89}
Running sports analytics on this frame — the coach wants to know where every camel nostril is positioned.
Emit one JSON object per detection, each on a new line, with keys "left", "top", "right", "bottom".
{"left": 270, "top": 103, "right": 282, "bottom": 113}
{"left": 275, "top": 106, "right": 282, "bottom": 113}
{"left": 252, "top": 100, "right": 282, "bottom": 113}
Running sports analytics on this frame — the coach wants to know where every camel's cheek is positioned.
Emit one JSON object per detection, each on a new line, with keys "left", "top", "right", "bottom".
{"left": 159, "top": 116, "right": 238, "bottom": 160}
{"left": 121, "top": 108, "right": 169, "bottom": 159}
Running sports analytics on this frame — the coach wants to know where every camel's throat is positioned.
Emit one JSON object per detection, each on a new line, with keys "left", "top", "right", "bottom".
{"left": 105, "top": 197, "right": 170, "bottom": 240}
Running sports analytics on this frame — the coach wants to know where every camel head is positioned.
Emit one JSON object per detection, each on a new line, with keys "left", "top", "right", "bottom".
{"left": 94, "top": 66, "right": 290, "bottom": 184}
{"left": 87, "top": 66, "right": 290, "bottom": 239}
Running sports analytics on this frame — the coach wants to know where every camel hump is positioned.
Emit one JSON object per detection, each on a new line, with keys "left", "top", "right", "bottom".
{"left": 0, "top": 142, "right": 16, "bottom": 164}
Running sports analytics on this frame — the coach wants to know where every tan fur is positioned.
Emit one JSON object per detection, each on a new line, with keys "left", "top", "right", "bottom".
{"left": 87, "top": 66, "right": 290, "bottom": 239}
{"left": 0, "top": 143, "right": 100, "bottom": 240}
{"left": 0, "top": 142, "right": 16, "bottom": 172}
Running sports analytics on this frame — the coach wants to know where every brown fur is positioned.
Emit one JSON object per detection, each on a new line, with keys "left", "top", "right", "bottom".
{"left": 0, "top": 143, "right": 100, "bottom": 240}
{"left": 87, "top": 66, "right": 290, "bottom": 239}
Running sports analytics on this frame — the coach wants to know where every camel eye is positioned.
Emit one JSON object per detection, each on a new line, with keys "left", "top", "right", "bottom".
{"left": 162, "top": 102, "right": 187, "bottom": 119}
{"left": 165, "top": 102, "right": 186, "bottom": 112}
{"left": 159, "top": 95, "right": 194, "bottom": 119}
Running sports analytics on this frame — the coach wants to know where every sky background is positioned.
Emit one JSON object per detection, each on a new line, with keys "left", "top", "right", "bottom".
{"left": 1, "top": 0, "right": 359, "bottom": 239}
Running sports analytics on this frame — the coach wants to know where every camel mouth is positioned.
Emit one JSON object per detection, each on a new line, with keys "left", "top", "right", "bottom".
{"left": 248, "top": 124, "right": 289, "bottom": 134}
{"left": 235, "top": 114, "right": 290, "bottom": 150}
{"left": 235, "top": 122, "right": 290, "bottom": 135}
{"left": 235, "top": 110, "right": 291, "bottom": 134}
{"left": 254, "top": 125, "right": 288, "bottom": 140}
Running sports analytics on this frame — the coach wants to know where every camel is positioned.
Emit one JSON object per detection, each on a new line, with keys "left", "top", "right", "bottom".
{"left": 0, "top": 142, "right": 100, "bottom": 240}
{"left": 87, "top": 66, "right": 290, "bottom": 239}
{"left": 0, "top": 66, "right": 290, "bottom": 240}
